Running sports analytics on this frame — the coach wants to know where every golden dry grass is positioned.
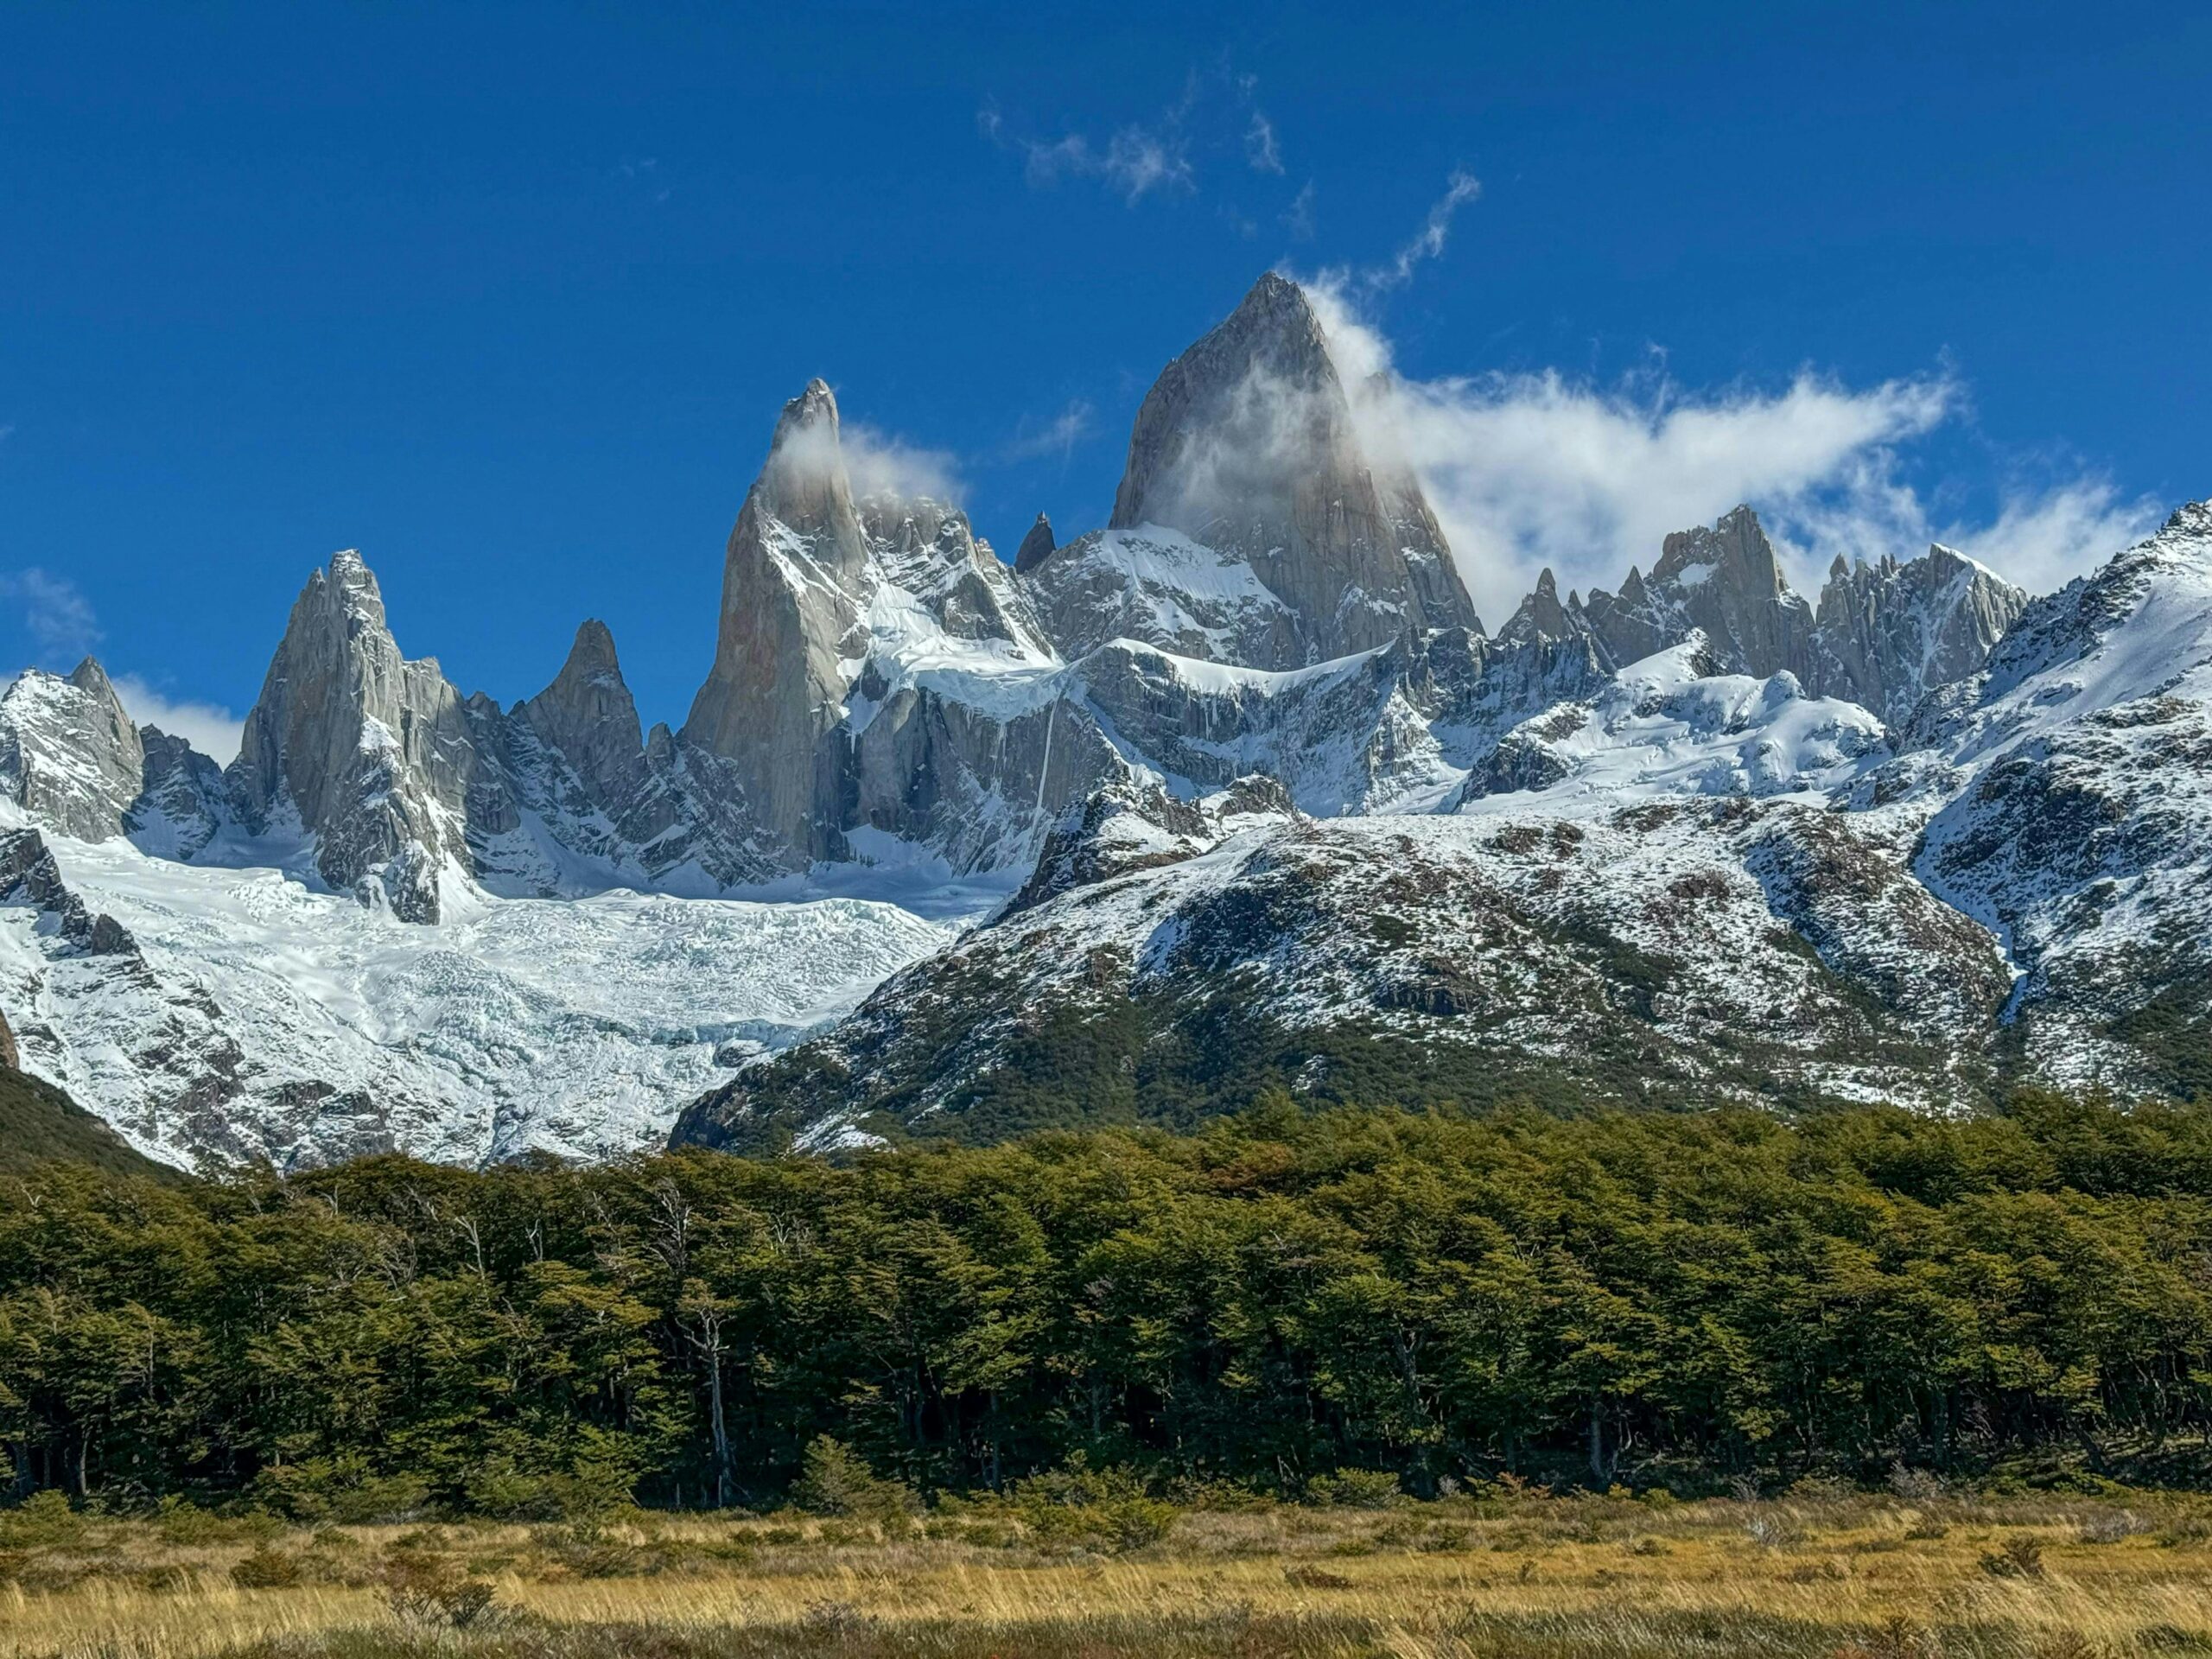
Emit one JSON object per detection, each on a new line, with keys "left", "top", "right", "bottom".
{"left": 4, "top": 1494, "right": 2211, "bottom": 1658}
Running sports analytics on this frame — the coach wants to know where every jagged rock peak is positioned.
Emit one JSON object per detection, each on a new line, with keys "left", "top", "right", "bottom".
{"left": 0, "top": 657, "right": 146, "bottom": 842}
{"left": 1498, "top": 568, "right": 1582, "bottom": 646}
{"left": 1654, "top": 505, "right": 1789, "bottom": 595}
{"left": 226, "top": 547, "right": 480, "bottom": 922}
{"left": 1109, "top": 271, "right": 1335, "bottom": 537}
{"left": 66, "top": 657, "right": 122, "bottom": 703}
{"left": 751, "top": 378, "right": 865, "bottom": 542}
{"left": 1063, "top": 270, "right": 1479, "bottom": 668}
{"left": 558, "top": 618, "right": 622, "bottom": 680}
{"left": 1014, "top": 512, "right": 1056, "bottom": 573}
{"left": 518, "top": 619, "right": 646, "bottom": 821}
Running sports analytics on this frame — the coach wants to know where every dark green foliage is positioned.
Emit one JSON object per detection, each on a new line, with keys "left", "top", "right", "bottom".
{"left": 10, "top": 1090, "right": 2212, "bottom": 1511}
{"left": 0, "top": 1065, "right": 175, "bottom": 1181}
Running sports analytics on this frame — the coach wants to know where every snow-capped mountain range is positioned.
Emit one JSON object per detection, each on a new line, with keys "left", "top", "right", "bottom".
{"left": 3, "top": 273, "right": 2205, "bottom": 1167}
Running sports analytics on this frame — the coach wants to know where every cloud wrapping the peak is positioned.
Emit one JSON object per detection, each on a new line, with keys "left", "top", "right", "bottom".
{"left": 839, "top": 423, "right": 963, "bottom": 505}
{"left": 1300, "top": 281, "right": 2151, "bottom": 620}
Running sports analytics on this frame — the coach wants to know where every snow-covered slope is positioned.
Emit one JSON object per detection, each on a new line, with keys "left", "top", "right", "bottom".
{"left": 1910, "top": 503, "right": 2212, "bottom": 1091}
{"left": 0, "top": 819, "right": 957, "bottom": 1167}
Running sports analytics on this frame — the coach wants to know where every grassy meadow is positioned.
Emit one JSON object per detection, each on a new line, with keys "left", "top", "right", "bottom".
{"left": 7, "top": 1488, "right": 2212, "bottom": 1659}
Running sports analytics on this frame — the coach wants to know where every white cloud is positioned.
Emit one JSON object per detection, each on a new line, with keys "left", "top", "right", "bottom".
{"left": 1301, "top": 280, "right": 2145, "bottom": 622}
{"left": 1932, "top": 480, "right": 2160, "bottom": 597}
{"left": 0, "top": 567, "right": 102, "bottom": 659}
{"left": 111, "top": 675, "right": 245, "bottom": 763}
{"left": 1281, "top": 180, "right": 1317, "bottom": 240}
{"left": 1003, "top": 399, "right": 1096, "bottom": 463}
{"left": 982, "top": 78, "right": 1202, "bottom": 207}
{"left": 838, "top": 423, "right": 963, "bottom": 504}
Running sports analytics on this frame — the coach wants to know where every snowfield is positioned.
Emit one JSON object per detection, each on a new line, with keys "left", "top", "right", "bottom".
{"left": 0, "top": 825, "right": 961, "bottom": 1168}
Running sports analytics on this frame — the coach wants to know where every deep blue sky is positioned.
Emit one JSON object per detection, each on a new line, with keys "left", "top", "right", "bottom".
{"left": 3, "top": 1, "right": 2207, "bottom": 746}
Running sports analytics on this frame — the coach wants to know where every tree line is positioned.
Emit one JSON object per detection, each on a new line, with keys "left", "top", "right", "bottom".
{"left": 5, "top": 1090, "right": 2212, "bottom": 1516}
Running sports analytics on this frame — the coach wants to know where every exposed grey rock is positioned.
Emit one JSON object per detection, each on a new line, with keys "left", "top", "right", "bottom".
{"left": 681, "top": 379, "right": 874, "bottom": 864}
{"left": 1032, "top": 272, "right": 1480, "bottom": 669}
{"left": 1014, "top": 512, "right": 1056, "bottom": 574}
{"left": 129, "top": 728, "right": 231, "bottom": 860}
{"left": 0, "top": 826, "right": 134, "bottom": 956}
{"left": 1557, "top": 506, "right": 2027, "bottom": 722}
{"left": 518, "top": 620, "right": 646, "bottom": 818}
{"left": 226, "top": 551, "right": 493, "bottom": 921}
{"left": 1810, "top": 545, "right": 2028, "bottom": 722}
{"left": 0, "top": 659, "right": 146, "bottom": 842}
{"left": 1581, "top": 506, "right": 1817, "bottom": 679}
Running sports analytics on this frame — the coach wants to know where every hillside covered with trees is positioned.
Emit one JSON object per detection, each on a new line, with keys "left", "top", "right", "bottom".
{"left": 6, "top": 1092, "right": 2212, "bottom": 1515}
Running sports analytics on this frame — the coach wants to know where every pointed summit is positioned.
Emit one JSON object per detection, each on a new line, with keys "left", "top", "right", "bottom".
{"left": 226, "top": 550, "right": 485, "bottom": 921}
{"left": 0, "top": 656, "right": 145, "bottom": 841}
{"left": 518, "top": 620, "right": 646, "bottom": 825}
{"left": 1046, "top": 271, "right": 1478, "bottom": 669}
{"left": 682, "top": 381, "right": 880, "bottom": 859}
{"left": 1497, "top": 568, "right": 1586, "bottom": 648}
{"left": 1014, "top": 512, "right": 1057, "bottom": 574}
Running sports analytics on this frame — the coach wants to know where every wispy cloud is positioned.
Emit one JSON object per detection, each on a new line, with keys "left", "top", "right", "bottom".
{"left": 1281, "top": 180, "right": 1317, "bottom": 240}
{"left": 1002, "top": 399, "right": 1096, "bottom": 464}
{"left": 111, "top": 675, "right": 245, "bottom": 763}
{"left": 1364, "top": 168, "right": 1481, "bottom": 292}
{"left": 1244, "top": 112, "right": 1282, "bottom": 175}
{"left": 0, "top": 567, "right": 102, "bottom": 661}
{"left": 982, "top": 81, "right": 1198, "bottom": 207}
{"left": 1020, "top": 129, "right": 1193, "bottom": 204}
{"left": 1300, "top": 279, "right": 2145, "bottom": 620}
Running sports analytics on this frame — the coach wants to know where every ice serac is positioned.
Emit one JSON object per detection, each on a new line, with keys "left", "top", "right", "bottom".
{"left": 0, "top": 659, "right": 146, "bottom": 842}
{"left": 682, "top": 379, "right": 873, "bottom": 865}
{"left": 226, "top": 551, "right": 486, "bottom": 922}
{"left": 1029, "top": 271, "right": 1481, "bottom": 668}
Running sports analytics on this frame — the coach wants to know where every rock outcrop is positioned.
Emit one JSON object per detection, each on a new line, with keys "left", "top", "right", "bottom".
{"left": 1013, "top": 513, "right": 1056, "bottom": 574}
{"left": 1553, "top": 506, "right": 2026, "bottom": 722}
{"left": 1810, "top": 545, "right": 2028, "bottom": 722}
{"left": 225, "top": 552, "right": 488, "bottom": 921}
{"left": 0, "top": 659, "right": 146, "bottom": 841}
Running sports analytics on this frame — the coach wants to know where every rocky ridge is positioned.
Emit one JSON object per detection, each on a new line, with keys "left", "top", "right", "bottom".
{"left": 0, "top": 271, "right": 2202, "bottom": 1166}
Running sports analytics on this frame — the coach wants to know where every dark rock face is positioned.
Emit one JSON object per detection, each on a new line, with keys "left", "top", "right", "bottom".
{"left": 1013, "top": 513, "right": 1056, "bottom": 574}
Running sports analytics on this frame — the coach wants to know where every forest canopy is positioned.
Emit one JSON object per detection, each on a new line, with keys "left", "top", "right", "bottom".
{"left": 5, "top": 1090, "right": 2212, "bottom": 1517}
